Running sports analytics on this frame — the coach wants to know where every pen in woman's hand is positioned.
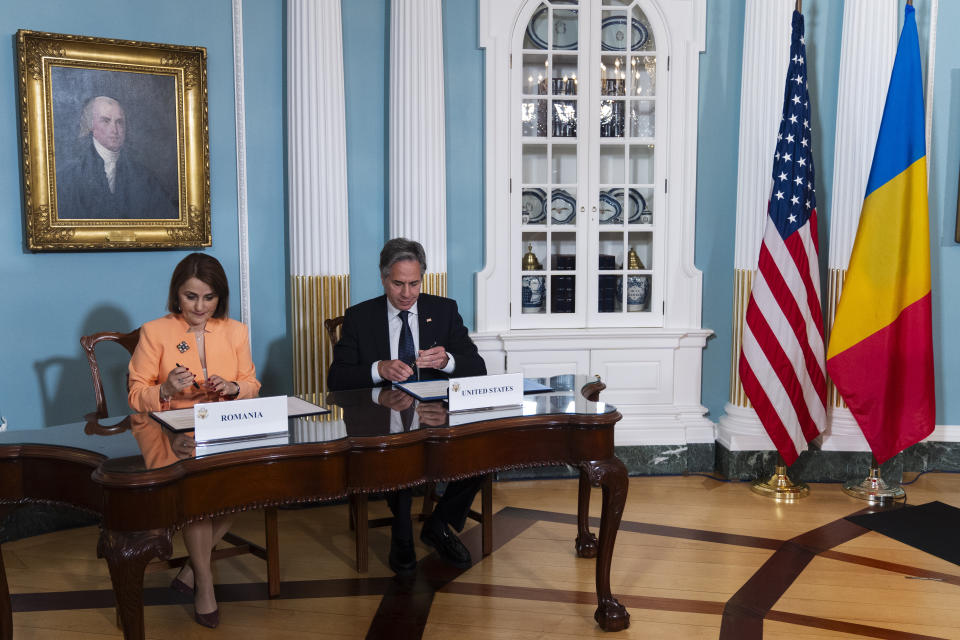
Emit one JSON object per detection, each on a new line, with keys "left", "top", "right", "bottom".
{"left": 176, "top": 362, "right": 201, "bottom": 389}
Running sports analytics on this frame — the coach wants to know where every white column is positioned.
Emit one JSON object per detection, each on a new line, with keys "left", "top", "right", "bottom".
{"left": 716, "top": 0, "right": 793, "bottom": 452}
{"left": 389, "top": 0, "right": 447, "bottom": 296}
{"left": 822, "top": 0, "right": 897, "bottom": 451}
{"left": 287, "top": 0, "right": 351, "bottom": 400}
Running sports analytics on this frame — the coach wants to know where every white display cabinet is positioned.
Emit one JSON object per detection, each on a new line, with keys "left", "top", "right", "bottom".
{"left": 476, "top": 0, "right": 712, "bottom": 447}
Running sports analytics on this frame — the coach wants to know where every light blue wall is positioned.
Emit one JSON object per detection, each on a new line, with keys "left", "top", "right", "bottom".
{"left": 341, "top": 0, "right": 485, "bottom": 317}
{"left": 927, "top": 0, "right": 960, "bottom": 422}
{"left": 0, "top": 0, "right": 289, "bottom": 428}
{"left": 697, "top": 0, "right": 845, "bottom": 420}
{"left": 343, "top": 0, "right": 389, "bottom": 303}
{"left": 694, "top": 0, "right": 745, "bottom": 420}
{"left": 696, "top": 0, "right": 960, "bottom": 427}
{"left": 4, "top": 0, "right": 960, "bottom": 431}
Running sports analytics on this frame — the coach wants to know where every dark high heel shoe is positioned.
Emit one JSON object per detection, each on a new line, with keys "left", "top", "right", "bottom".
{"left": 170, "top": 567, "right": 195, "bottom": 597}
{"left": 194, "top": 608, "right": 220, "bottom": 628}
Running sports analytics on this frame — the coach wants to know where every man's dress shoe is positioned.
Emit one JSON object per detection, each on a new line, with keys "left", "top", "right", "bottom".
{"left": 389, "top": 538, "right": 417, "bottom": 575}
{"left": 420, "top": 519, "right": 472, "bottom": 569}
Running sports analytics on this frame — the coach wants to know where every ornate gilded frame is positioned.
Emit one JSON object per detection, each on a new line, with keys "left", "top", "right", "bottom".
{"left": 16, "top": 30, "right": 210, "bottom": 250}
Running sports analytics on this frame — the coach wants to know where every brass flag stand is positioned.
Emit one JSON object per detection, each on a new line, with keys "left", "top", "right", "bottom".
{"left": 842, "top": 456, "right": 905, "bottom": 504}
{"left": 751, "top": 454, "right": 809, "bottom": 501}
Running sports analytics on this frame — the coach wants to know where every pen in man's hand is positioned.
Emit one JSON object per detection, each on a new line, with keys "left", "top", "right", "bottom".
{"left": 176, "top": 362, "right": 201, "bottom": 389}
{"left": 417, "top": 341, "right": 438, "bottom": 381}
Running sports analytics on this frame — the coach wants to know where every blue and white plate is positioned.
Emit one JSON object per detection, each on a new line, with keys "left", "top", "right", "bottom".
{"left": 600, "top": 16, "right": 649, "bottom": 52}
{"left": 522, "top": 188, "right": 547, "bottom": 224}
{"left": 598, "top": 190, "right": 622, "bottom": 224}
{"left": 526, "top": 7, "right": 579, "bottom": 50}
{"left": 624, "top": 188, "right": 649, "bottom": 223}
{"left": 551, "top": 189, "right": 577, "bottom": 224}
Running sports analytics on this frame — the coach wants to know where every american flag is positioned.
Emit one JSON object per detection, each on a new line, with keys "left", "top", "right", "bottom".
{"left": 738, "top": 10, "right": 826, "bottom": 466}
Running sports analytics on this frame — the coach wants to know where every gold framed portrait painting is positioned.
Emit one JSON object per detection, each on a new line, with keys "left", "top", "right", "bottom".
{"left": 16, "top": 30, "right": 210, "bottom": 250}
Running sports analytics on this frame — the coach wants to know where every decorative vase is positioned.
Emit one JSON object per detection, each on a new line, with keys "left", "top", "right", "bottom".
{"left": 522, "top": 275, "right": 545, "bottom": 313}
{"left": 627, "top": 275, "right": 649, "bottom": 311}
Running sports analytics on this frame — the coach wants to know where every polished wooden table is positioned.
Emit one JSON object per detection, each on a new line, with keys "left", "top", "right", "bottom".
{"left": 0, "top": 376, "right": 629, "bottom": 638}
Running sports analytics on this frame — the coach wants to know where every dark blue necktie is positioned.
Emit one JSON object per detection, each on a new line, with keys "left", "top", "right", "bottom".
{"left": 398, "top": 310, "right": 415, "bottom": 381}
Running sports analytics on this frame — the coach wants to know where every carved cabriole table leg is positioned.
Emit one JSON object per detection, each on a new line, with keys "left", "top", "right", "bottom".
{"left": 98, "top": 528, "right": 172, "bottom": 640}
{"left": 582, "top": 457, "right": 630, "bottom": 631}
{"left": 575, "top": 468, "right": 598, "bottom": 557}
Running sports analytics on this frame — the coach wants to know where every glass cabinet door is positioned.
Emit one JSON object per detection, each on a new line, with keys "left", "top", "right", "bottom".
{"left": 513, "top": 0, "right": 664, "bottom": 329}
{"left": 590, "top": 1, "right": 659, "bottom": 324}
{"left": 516, "top": 1, "right": 587, "bottom": 327}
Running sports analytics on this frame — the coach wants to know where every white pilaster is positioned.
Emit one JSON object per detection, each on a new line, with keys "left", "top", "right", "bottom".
{"left": 822, "top": 0, "right": 896, "bottom": 452}
{"left": 389, "top": 0, "right": 448, "bottom": 286}
{"left": 287, "top": 0, "right": 351, "bottom": 398}
{"left": 716, "top": 0, "right": 792, "bottom": 452}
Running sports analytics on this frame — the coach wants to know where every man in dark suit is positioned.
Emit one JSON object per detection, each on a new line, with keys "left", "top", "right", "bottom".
{"left": 328, "top": 238, "right": 487, "bottom": 575}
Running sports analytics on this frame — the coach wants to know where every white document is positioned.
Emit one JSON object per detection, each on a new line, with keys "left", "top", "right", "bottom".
{"left": 394, "top": 380, "right": 450, "bottom": 401}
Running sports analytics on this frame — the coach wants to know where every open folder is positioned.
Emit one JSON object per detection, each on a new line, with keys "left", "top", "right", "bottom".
{"left": 394, "top": 377, "right": 553, "bottom": 402}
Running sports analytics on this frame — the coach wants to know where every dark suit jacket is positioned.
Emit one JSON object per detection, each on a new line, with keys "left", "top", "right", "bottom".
{"left": 56, "top": 141, "right": 178, "bottom": 219}
{"left": 328, "top": 293, "right": 486, "bottom": 391}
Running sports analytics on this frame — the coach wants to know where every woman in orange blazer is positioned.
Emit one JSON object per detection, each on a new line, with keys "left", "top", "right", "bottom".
{"left": 128, "top": 252, "right": 261, "bottom": 628}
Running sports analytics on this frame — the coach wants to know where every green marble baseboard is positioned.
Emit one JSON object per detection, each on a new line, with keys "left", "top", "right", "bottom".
{"left": 715, "top": 440, "right": 960, "bottom": 484}
{"left": 496, "top": 443, "right": 716, "bottom": 479}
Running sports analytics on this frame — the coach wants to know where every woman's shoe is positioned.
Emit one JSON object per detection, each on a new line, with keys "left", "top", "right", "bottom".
{"left": 170, "top": 567, "right": 195, "bottom": 597}
{"left": 194, "top": 608, "right": 220, "bottom": 628}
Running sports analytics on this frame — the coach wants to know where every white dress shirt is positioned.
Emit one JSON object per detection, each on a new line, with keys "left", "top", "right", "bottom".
{"left": 93, "top": 138, "right": 120, "bottom": 193}
{"left": 370, "top": 299, "right": 457, "bottom": 384}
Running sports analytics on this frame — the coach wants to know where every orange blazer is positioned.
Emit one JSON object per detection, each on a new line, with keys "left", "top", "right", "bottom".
{"left": 128, "top": 313, "right": 261, "bottom": 412}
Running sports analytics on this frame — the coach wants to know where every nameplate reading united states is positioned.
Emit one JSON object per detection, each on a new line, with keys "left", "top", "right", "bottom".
{"left": 193, "top": 395, "right": 288, "bottom": 444}
{"left": 447, "top": 373, "right": 523, "bottom": 412}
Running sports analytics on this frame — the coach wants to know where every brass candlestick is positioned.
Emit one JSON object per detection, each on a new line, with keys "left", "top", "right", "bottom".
{"left": 522, "top": 243, "right": 542, "bottom": 271}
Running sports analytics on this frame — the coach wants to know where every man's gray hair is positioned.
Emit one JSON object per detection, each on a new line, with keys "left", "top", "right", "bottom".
{"left": 379, "top": 237, "right": 427, "bottom": 279}
{"left": 78, "top": 96, "right": 123, "bottom": 138}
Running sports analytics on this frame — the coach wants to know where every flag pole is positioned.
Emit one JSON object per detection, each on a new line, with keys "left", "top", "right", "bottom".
{"left": 842, "top": 455, "right": 906, "bottom": 504}
{"left": 796, "top": 0, "right": 801, "bottom": 12}
{"left": 751, "top": 454, "right": 809, "bottom": 501}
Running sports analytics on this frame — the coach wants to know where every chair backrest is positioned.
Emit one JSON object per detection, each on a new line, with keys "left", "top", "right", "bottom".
{"left": 323, "top": 316, "right": 344, "bottom": 348}
{"left": 80, "top": 329, "right": 140, "bottom": 418}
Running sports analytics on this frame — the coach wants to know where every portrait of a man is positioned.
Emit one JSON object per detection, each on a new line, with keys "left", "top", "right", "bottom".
{"left": 17, "top": 30, "right": 209, "bottom": 250}
{"left": 52, "top": 68, "right": 180, "bottom": 220}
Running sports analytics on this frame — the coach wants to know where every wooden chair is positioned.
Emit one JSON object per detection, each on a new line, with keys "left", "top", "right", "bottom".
{"left": 80, "top": 330, "right": 281, "bottom": 597}
{"left": 323, "top": 315, "right": 493, "bottom": 572}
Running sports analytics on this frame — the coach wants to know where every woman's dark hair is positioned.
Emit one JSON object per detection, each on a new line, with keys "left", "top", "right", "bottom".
{"left": 166, "top": 253, "right": 230, "bottom": 318}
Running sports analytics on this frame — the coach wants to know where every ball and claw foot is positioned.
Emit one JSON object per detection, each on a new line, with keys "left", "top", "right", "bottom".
{"left": 594, "top": 597, "right": 630, "bottom": 631}
{"left": 575, "top": 532, "right": 599, "bottom": 558}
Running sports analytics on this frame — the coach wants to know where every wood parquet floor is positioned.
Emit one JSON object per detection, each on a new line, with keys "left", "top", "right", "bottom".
{"left": 4, "top": 473, "right": 960, "bottom": 639}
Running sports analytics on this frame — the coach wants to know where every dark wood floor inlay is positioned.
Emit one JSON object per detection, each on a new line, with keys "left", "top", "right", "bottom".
{"left": 765, "top": 609, "right": 950, "bottom": 640}
{"left": 719, "top": 517, "right": 872, "bottom": 640}
{"left": 8, "top": 504, "right": 957, "bottom": 640}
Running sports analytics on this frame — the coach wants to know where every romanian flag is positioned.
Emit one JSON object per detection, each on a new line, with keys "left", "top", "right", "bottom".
{"left": 826, "top": 4, "right": 934, "bottom": 465}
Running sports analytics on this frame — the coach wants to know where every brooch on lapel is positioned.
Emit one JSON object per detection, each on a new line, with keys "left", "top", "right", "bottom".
{"left": 176, "top": 341, "right": 190, "bottom": 353}
{"left": 425, "top": 317, "right": 432, "bottom": 323}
